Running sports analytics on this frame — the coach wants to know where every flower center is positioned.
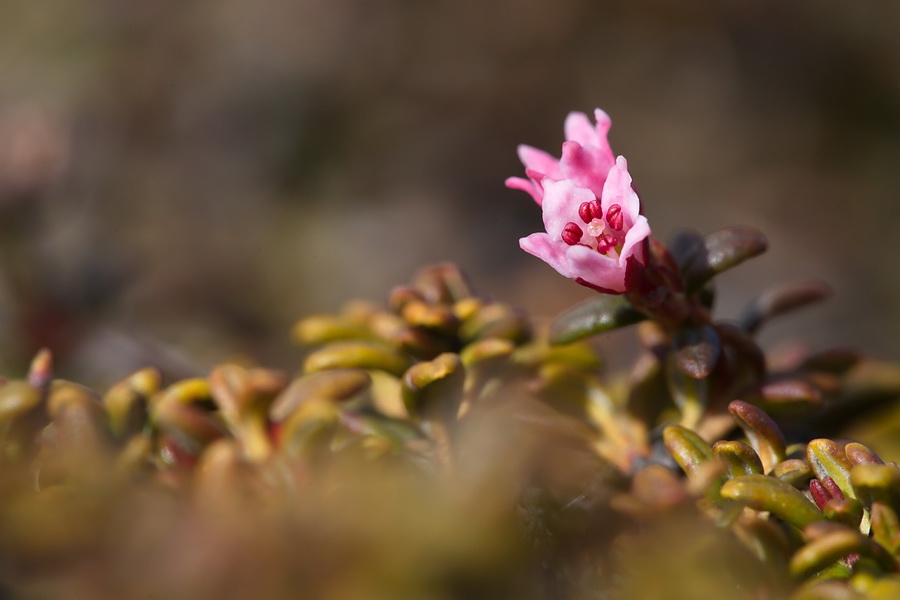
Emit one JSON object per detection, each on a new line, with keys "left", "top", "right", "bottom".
{"left": 561, "top": 201, "right": 625, "bottom": 256}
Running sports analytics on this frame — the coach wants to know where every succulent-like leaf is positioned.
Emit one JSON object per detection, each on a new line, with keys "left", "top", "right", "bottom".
{"left": 303, "top": 341, "right": 411, "bottom": 377}
{"left": 673, "top": 325, "right": 720, "bottom": 379}
{"left": 741, "top": 380, "right": 823, "bottom": 417}
{"left": 662, "top": 424, "right": 713, "bottom": 477}
{"left": 845, "top": 442, "right": 885, "bottom": 466}
{"left": 791, "top": 580, "right": 862, "bottom": 600}
{"left": 150, "top": 378, "right": 212, "bottom": 410}
{"left": 292, "top": 314, "right": 377, "bottom": 345}
{"left": 459, "top": 338, "right": 515, "bottom": 367}
{"left": 790, "top": 525, "right": 896, "bottom": 579}
{"left": 808, "top": 439, "right": 856, "bottom": 500}
{"left": 0, "top": 381, "right": 42, "bottom": 424}
{"left": 154, "top": 401, "right": 228, "bottom": 460}
{"left": 269, "top": 368, "right": 371, "bottom": 423}
{"left": 838, "top": 360, "right": 900, "bottom": 413}
{"left": 666, "top": 357, "right": 708, "bottom": 429}
{"left": 42, "top": 386, "right": 116, "bottom": 485}
{"left": 104, "top": 368, "right": 160, "bottom": 439}
{"left": 720, "top": 474, "right": 824, "bottom": 529}
{"left": 772, "top": 458, "right": 814, "bottom": 489}
{"left": 209, "top": 365, "right": 279, "bottom": 462}
{"left": 739, "top": 280, "right": 831, "bottom": 335}
{"left": 715, "top": 322, "right": 766, "bottom": 381}
{"left": 278, "top": 398, "right": 342, "bottom": 459}
{"left": 668, "top": 229, "right": 706, "bottom": 272}
{"left": 400, "top": 300, "right": 460, "bottom": 335}
{"left": 801, "top": 347, "right": 862, "bottom": 375}
{"left": 713, "top": 440, "right": 764, "bottom": 478}
{"left": 823, "top": 498, "right": 864, "bottom": 529}
{"left": 401, "top": 353, "right": 465, "bottom": 423}
{"left": 676, "top": 226, "right": 768, "bottom": 292}
{"left": 850, "top": 463, "right": 900, "bottom": 510}
{"left": 458, "top": 303, "right": 531, "bottom": 345}
{"left": 548, "top": 295, "right": 646, "bottom": 346}
{"left": 732, "top": 514, "right": 792, "bottom": 573}
{"left": 410, "top": 262, "right": 473, "bottom": 304}
{"left": 870, "top": 502, "right": 900, "bottom": 555}
{"left": 729, "top": 400, "right": 786, "bottom": 473}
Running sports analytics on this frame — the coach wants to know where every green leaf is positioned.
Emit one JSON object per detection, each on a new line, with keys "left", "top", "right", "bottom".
{"left": 739, "top": 280, "right": 831, "bottom": 335}
{"left": 870, "top": 502, "right": 900, "bottom": 555}
{"left": 676, "top": 226, "right": 768, "bottom": 292}
{"left": 548, "top": 295, "right": 646, "bottom": 345}
{"left": 673, "top": 325, "right": 721, "bottom": 379}
{"left": 666, "top": 357, "right": 709, "bottom": 429}
{"left": 728, "top": 400, "right": 786, "bottom": 473}
{"left": 845, "top": 442, "right": 885, "bottom": 466}
{"left": 662, "top": 424, "right": 713, "bottom": 477}
{"left": 292, "top": 314, "right": 377, "bottom": 345}
{"left": 772, "top": 458, "right": 814, "bottom": 489}
{"left": 740, "top": 379, "right": 823, "bottom": 418}
{"left": 808, "top": 439, "right": 856, "bottom": 500}
{"left": 822, "top": 497, "right": 864, "bottom": 529}
{"left": 850, "top": 463, "right": 900, "bottom": 511}
{"left": 269, "top": 368, "right": 371, "bottom": 423}
{"left": 303, "top": 341, "right": 411, "bottom": 377}
{"left": 790, "top": 525, "right": 896, "bottom": 579}
{"left": 720, "top": 474, "right": 824, "bottom": 529}
{"left": 713, "top": 440, "right": 764, "bottom": 478}
{"left": 401, "top": 352, "right": 465, "bottom": 423}
{"left": 731, "top": 516, "right": 791, "bottom": 572}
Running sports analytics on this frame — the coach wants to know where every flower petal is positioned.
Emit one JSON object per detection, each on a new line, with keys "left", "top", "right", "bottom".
{"left": 517, "top": 145, "right": 560, "bottom": 179}
{"left": 565, "top": 244, "right": 626, "bottom": 293}
{"left": 560, "top": 141, "right": 608, "bottom": 198}
{"left": 519, "top": 233, "right": 571, "bottom": 278}
{"left": 505, "top": 177, "right": 543, "bottom": 205}
{"left": 564, "top": 112, "right": 598, "bottom": 147}
{"left": 541, "top": 179, "right": 596, "bottom": 240}
{"left": 619, "top": 214, "right": 650, "bottom": 264}
{"left": 592, "top": 108, "right": 612, "bottom": 140}
{"left": 601, "top": 156, "right": 640, "bottom": 226}
{"left": 589, "top": 109, "right": 615, "bottom": 170}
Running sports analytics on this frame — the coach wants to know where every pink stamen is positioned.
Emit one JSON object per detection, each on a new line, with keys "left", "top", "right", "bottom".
{"left": 562, "top": 222, "right": 583, "bottom": 246}
{"left": 578, "top": 200, "right": 603, "bottom": 224}
{"left": 606, "top": 204, "right": 624, "bottom": 231}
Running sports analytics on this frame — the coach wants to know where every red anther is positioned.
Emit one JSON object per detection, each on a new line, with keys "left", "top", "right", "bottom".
{"left": 822, "top": 476, "right": 844, "bottom": 501}
{"left": 578, "top": 200, "right": 603, "bottom": 224}
{"left": 606, "top": 204, "right": 624, "bottom": 231}
{"left": 596, "top": 234, "right": 618, "bottom": 255}
{"left": 561, "top": 222, "right": 583, "bottom": 245}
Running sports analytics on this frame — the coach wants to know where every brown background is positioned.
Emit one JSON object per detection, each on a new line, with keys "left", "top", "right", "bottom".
{"left": 1, "top": 0, "right": 898, "bottom": 384}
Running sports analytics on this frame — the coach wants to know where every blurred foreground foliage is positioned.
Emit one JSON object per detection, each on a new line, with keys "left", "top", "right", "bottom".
{"left": 3, "top": 248, "right": 900, "bottom": 599}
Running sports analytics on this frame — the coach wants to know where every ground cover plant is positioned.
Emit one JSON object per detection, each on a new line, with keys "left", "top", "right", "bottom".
{"left": 1, "top": 109, "right": 900, "bottom": 599}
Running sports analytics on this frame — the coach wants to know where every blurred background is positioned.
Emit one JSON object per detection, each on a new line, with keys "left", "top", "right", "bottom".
{"left": 0, "top": 0, "right": 898, "bottom": 385}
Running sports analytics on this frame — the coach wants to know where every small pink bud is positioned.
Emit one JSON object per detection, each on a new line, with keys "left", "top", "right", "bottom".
{"left": 606, "top": 204, "right": 624, "bottom": 231}
{"left": 577, "top": 200, "right": 603, "bottom": 224}
{"left": 561, "top": 222, "right": 583, "bottom": 245}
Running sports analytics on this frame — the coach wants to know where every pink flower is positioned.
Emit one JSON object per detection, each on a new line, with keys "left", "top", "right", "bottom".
{"left": 506, "top": 110, "right": 651, "bottom": 294}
